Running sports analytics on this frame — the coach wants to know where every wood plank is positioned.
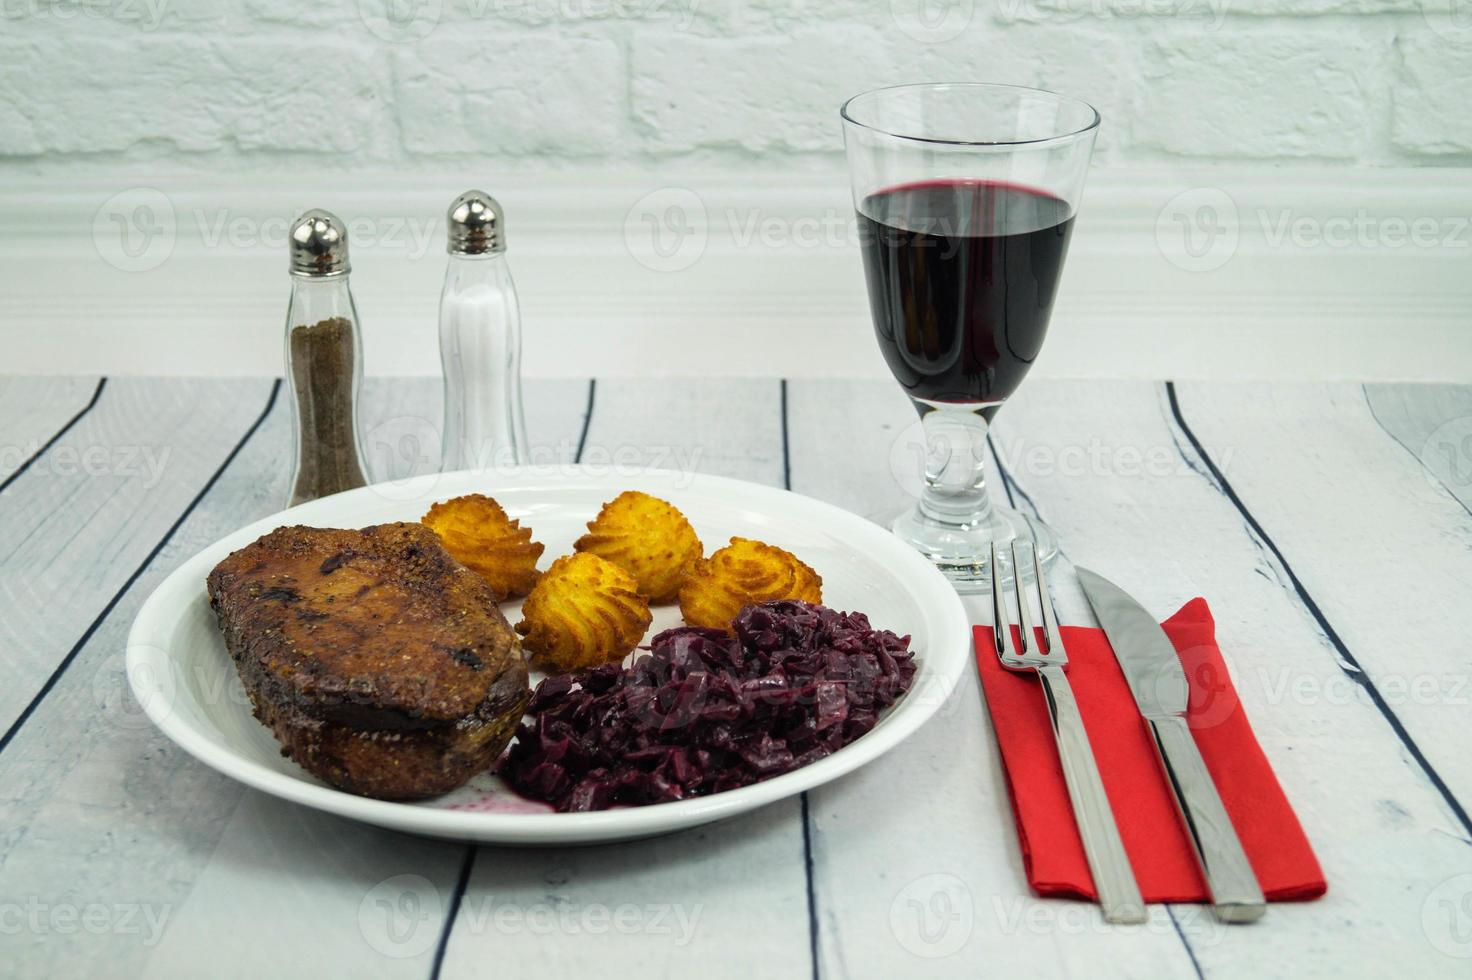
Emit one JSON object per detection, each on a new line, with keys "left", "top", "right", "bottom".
{"left": 0, "top": 376, "right": 103, "bottom": 487}
{"left": 437, "top": 378, "right": 815, "bottom": 979}
{"left": 0, "top": 377, "right": 591, "bottom": 978}
{"left": 0, "top": 377, "right": 273, "bottom": 740}
{"left": 143, "top": 377, "right": 594, "bottom": 979}
{"left": 786, "top": 379, "right": 1201, "bottom": 978}
{"left": 1363, "top": 383, "right": 1472, "bottom": 514}
{"left": 1173, "top": 382, "right": 1472, "bottom": 810}
{"left": 0, "top": 377, "right": 288, "bottom": 978}
{"left": 10, "top": 375, "right": 1457, "bottom": 976}
{"left": 983, "top": 379, "right": 1469, "bottom": 976}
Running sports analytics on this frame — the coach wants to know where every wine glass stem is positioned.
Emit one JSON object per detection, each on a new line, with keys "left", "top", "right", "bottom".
{"left": 917, "top": 405, "right": 994, "bottom": 527}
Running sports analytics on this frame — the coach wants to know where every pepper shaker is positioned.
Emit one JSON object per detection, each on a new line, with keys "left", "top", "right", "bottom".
{"left": 284, "top": 209, "right": 369, "bottom": 506}
{"left": 439, "top": 190, "right": 529, "bottom": 472}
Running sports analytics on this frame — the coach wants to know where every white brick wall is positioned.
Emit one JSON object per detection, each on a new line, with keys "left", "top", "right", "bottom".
{"left": 2, "top": 0, "right": 1470, "bottom": 171}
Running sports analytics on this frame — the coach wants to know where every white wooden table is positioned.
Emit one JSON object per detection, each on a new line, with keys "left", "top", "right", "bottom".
{"left": 3, "top": 375, "right": 1470, "bottom": 979}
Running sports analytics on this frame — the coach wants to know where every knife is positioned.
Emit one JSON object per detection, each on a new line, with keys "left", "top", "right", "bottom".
{"left": 1076, "top": 567, "right": 1266, "bottom": 924}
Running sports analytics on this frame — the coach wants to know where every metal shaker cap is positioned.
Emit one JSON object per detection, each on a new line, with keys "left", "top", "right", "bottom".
{"left": 289, "top": 209, "right": 350, "bottom": 278}
{"left": 447, "top": 190, "right": 505, "bottom": 255}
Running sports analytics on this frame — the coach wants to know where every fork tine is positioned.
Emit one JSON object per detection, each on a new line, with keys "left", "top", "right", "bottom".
{"left": 1030, "top": 541, "right": 1065, "bottom": 656}
{"left": 1009, "top": 540, "right": 1035, "bottom": 655}
{"left": 988, "top": 541, "right": 1015, "bottom": 657}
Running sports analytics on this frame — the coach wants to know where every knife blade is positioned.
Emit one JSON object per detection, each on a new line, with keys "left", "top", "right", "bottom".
{"left": 1076, "top": 567, "right": 1266, "bottom": 924}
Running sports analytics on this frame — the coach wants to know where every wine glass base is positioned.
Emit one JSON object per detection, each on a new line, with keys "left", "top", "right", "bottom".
{"left": 890, "top": 503, "right": 1058, "bottom": 594}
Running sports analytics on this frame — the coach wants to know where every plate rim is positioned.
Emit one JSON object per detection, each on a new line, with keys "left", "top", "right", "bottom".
{"left": 126, "top": 465, "right": 970, "bottom": 843}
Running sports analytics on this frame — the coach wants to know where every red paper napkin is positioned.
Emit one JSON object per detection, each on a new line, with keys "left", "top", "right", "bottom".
{"left": 974, "top": 597, "right": 1325, "bottom": 903}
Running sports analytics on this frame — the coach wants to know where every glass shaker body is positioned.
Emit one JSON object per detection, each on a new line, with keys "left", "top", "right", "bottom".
{"left": 284, "top": 275, "right": 369, "bottom": 505}
{"left": 439, "top": 251, "right": 529, "bottom": 472}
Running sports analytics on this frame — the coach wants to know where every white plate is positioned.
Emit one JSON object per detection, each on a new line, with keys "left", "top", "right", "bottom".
{"left": 127, "top": 467, "right": 969, "bottom": 844}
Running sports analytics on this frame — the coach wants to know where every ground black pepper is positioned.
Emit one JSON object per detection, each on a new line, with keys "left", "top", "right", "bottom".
{"left": 289, "top": 316, "right": 367, "bottom": 505}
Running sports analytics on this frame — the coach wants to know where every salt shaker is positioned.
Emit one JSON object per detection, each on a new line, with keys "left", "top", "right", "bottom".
{"left": 284, "top": 209, "right": 369, "bottom": 506}
{"left": 439, "top": 190, "right": 529, "bottom": 472}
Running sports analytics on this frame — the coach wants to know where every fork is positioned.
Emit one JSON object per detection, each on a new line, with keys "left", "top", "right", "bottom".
{"left": 987, "top": 540, "right": 1147, "bottom": 925}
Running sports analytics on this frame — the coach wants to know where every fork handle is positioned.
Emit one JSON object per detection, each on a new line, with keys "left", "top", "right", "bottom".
{"left": 1037, "top": 662, "right": 1147, "bottom": 924}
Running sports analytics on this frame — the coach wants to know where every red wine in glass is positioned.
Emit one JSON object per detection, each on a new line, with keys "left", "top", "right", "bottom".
{"left": 857, "top": 179, "right": 1074, "bottom": 421}
{"left": 841, "top": 82, "right": 1098, "bottom": 588}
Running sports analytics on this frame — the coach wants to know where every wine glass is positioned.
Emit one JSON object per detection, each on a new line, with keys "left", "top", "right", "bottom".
{"left": 841, "top": 83, "right": 1099, "bottom": 591}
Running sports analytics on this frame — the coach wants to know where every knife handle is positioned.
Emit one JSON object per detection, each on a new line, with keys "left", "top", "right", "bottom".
{"left": 1037, "top": 663, "right": 1147, "bottom": 924}
{"left": 1147, "top": 714, "right": 1266, "bottom": 923}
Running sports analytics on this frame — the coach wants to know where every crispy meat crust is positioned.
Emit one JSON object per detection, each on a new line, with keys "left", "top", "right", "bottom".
{"left": 206, "top": 522, "right": 529, "bottom": 800}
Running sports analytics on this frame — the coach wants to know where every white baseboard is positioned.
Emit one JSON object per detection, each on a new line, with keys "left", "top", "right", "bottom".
{"left": 2, "top": 167, "right": 1469, "bottom": 381}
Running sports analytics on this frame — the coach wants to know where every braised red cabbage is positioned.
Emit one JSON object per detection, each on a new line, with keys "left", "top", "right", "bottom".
{"left": 500, "top": 600, "right": 917, "bottom": 812}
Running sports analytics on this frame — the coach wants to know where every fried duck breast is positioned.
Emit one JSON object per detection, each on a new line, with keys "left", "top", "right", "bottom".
{"left": 206, "top": 522, "right": 529, "bottom": 800}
